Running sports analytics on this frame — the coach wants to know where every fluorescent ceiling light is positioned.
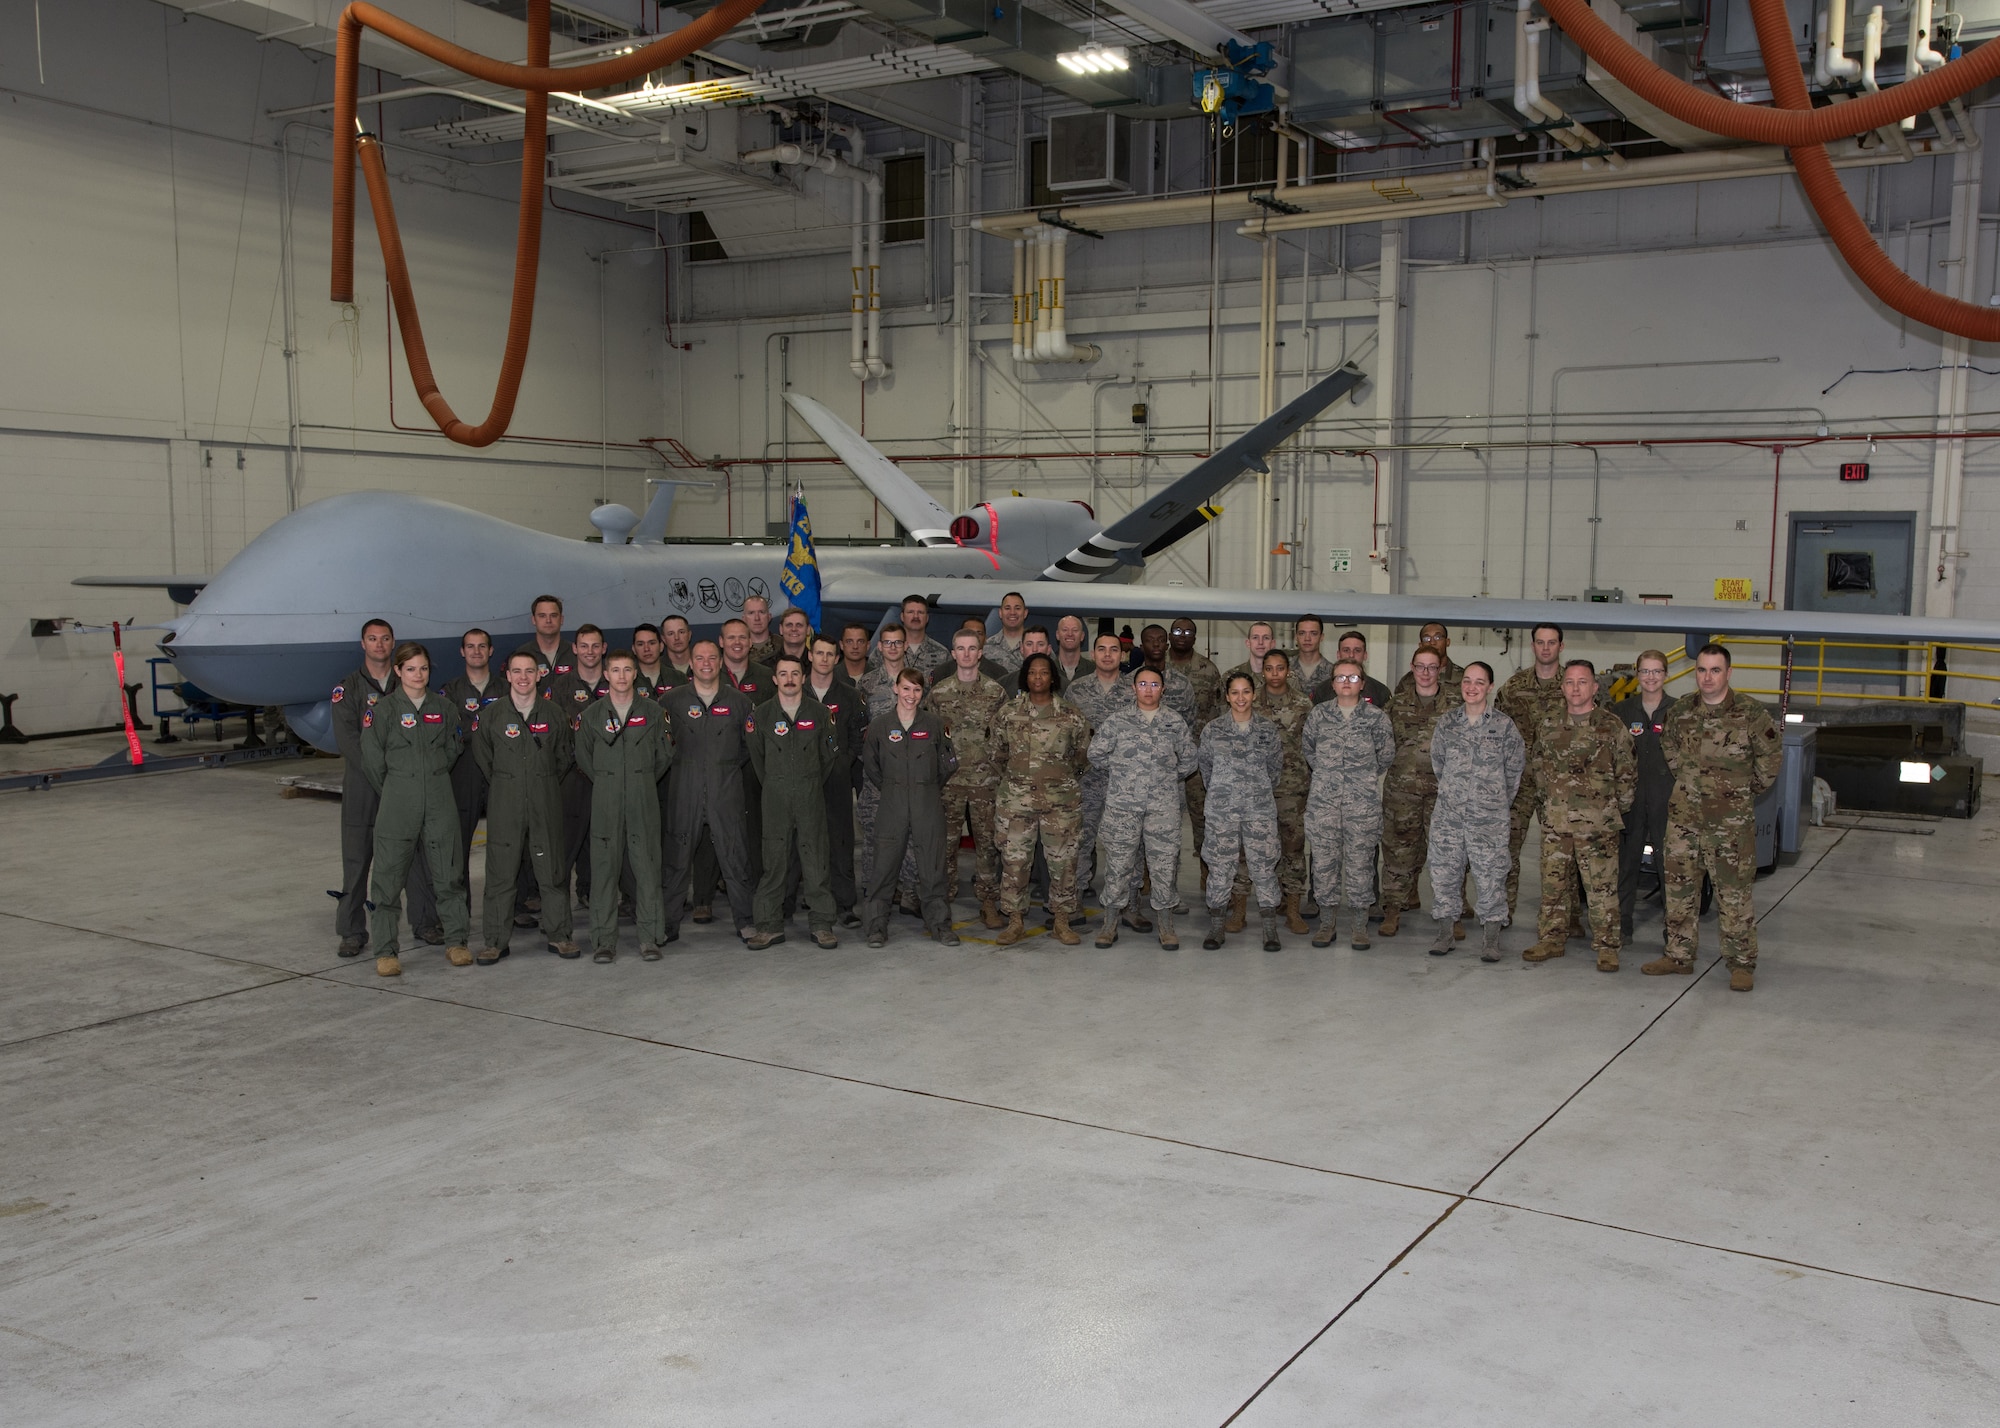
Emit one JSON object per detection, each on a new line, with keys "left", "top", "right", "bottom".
{"left": 1057, "top": 44, "right": 1129, "bottom": 75}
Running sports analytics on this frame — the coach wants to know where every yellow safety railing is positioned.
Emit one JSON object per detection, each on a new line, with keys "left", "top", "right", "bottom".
{"left": 1660, "top": 637, "right": 2000, "bottom": 713}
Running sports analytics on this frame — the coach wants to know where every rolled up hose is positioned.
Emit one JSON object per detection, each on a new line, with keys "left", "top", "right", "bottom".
{"left": 1746, "top": 0, "right": 2000, "bottom": 341}
{"left": 1540, "top": 0, "right": 2000, "bottom": 144}
{"left": 331, "top": 0, "right": 769, "bottom": 447}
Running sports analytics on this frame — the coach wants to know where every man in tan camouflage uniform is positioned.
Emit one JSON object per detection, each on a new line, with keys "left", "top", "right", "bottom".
{"left": 1650, "top": 644, "right": 1782, "bottom": 991}
{"left": 1167, "top": 617, "right": 1223, "bottom": 879}
{"left": 1231, "top": 649, "right": 1313, "bottom": 933}
{"left": 1496, "top": 623, "right": 1570, "bottom": 922}
{"left": 1378, "top": 649, "right": 1460, "bottom": 937}
{"left": 743, "top": 594, "right": 780, "bottom": 666}
{"left": 1066, "top": 632, "right": 1137, "bottom": 908}
{"left": 930, "top": 628, "right": 1010, "bottom": 928}
{"left": 991, "top": 654, "right": 1093, "bottom": 946}
{"left": 983, "top": 591, "right": 1030, "bottom": 673}
{"left": 1524, "top": 659, "right": 1635, "bottom": 972}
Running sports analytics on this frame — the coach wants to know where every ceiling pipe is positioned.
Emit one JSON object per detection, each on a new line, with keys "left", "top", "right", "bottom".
{"left": 742, "top": 142, "right": 888, "bottom": 382}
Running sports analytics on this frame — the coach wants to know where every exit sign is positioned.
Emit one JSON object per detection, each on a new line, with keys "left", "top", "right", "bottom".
{"left": 1840, "top": 462, "right": 1870, "bottom": 482}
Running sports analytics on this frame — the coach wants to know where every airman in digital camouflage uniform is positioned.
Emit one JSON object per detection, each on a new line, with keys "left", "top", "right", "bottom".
{"left": 1425, "top": 661, "right": 1524, "bottom": 962}
{"left": 1496, "top": 623, "right": 1571, "bottom": 923}
{"left": 1378, "top": 649, "right": 1461, "bottom": 938}
{"left": 1065, "top": 634, "right": 1138, "bottom": 907}
{"left": 1651, "top": 644, "right": 1782, "bottom": 991}
{"left": 1131, "top": 624, "right": 1199, "bottom": 729}
{"left": 1198, "top": 672, "right": 1285, "bottom": 951}
{"left": 990, "top": 655, "right": 1092, "bottom": 946}
{"left": 1302, "top": 660, "right": 1395, "bottom": 949}
{"left": 1231, "top": 650, "right": 1313, "bottom": 935}
{"left": 929, "top": 628, "right": 1011, "bottom": 928}
{"left": 1524, "top": 659, "right": 1635, "bottom": 972}
{"left": 1090, "top": 669, "right": 1200, "bottom": 949}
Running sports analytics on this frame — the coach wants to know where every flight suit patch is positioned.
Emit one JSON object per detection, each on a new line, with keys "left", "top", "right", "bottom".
{"left": 400, "top": 713, "right": 418, "bottom": 729}
{"left": 796, "top": 719, "right": 813, "bottom": 731}
{"left": 912, "top": 728, "right": 930, "bottom": 739}
{"left": 465, "top": 698, "right": 481, "bottom": 712}
{"left": 773, "top": 720, "right": 788, "bottom": 736}
{"left": 423, "top": 712, "right": 444, "bottom": 724}
{"left": 529, "top": 722, "right": 549, "bottom": 734}
{"left": 888, "top": 729, "right": 904, "bottom": 742}
{"left": 628, "top": 715, "right": 646, "bottom": 727}
{"left": 686, "top": 705, "right": 703, "bottom": 718}
{"left": 331, "top": 686, "right": 345, "bottom": 703}
{"left": 712, "top": 704, "right": 732, "bottom": 717}
{"left": 505, "top": 724, "right": 522, "bottom": 738}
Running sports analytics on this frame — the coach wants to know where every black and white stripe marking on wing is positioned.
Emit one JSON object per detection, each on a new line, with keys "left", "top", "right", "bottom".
{"left": 1043, "top": 534, "right": 1137, "bottom": 582}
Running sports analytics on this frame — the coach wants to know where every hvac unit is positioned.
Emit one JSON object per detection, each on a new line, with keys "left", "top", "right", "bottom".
{"left": 1048, "top": 112, "right": 1133, "bottom": 192}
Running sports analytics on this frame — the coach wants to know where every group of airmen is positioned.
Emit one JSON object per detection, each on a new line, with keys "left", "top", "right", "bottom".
{"left": 330, "top": 592, "right": 1783, "bottom": 992}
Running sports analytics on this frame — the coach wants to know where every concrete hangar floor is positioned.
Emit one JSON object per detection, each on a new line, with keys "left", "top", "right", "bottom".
{"left": 1, "top": 743, "right": 1995, "bottom": 1425}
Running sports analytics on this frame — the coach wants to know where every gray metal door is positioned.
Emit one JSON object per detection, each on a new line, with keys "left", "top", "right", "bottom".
{"left": 1786, "top": 512, "right": 1916, "bottom": 685}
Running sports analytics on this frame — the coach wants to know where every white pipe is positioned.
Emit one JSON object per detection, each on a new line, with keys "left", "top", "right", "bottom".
{"left": 851, "top": 176, "right": 867, "bottom": 377}
{"left": 1817, "top": 6, "right": 1859, "bottom": 85}
{"left": 1861, "top": 5, "right": 1883, "bottom": 91}
{"left": 1903, "top": 0, "right": 1944, "bottom": 130}
{"left": 1011, "top": 237, "right": 1027, "bottom": 361}
{"left": 866, "top": 177, "right": 885, "bottom": 379}
{"left": 1013, "top": 225, "right": 1098, "bottom": 363}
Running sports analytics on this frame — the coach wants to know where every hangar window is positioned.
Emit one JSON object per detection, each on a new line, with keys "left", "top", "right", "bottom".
{"left": 1827, "top": 552, "right": 1875, "bottom": 594}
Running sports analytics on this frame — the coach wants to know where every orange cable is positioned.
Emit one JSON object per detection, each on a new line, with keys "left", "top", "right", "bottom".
{"left": 331, "top": 0, "right": 768, "bottom": 447}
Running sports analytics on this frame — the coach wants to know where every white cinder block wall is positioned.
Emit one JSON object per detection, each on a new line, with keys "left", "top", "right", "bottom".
{"left": 0, "top": 0, "right": 665, "bottom": 732}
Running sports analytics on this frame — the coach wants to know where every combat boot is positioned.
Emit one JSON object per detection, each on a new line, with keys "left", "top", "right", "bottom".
{"left": 551, "top": 939, "right": 581, "bottom": 959}
{"left": 476, "top": 945, "right": 504, "bottom": 965}
{"left": 1597, "top": 947, "right": 1620, "bottom": 973}
{"left": 446, "top": 945, "right": 474, "bottom": 967}
{"left": 995, "top": 912, "right": 1024, "bottom": 946}
{"left": 1095, "top": 913, "right": 1119, "bottom": 948}
{"left": 1481, "top": 922, "right": 1504, "bottom": 963}
{"left": 1427, "top": 919, "right": 1454, "bottom": 956}
{"left": 1284, "top": 894, "right": 1309, "bottom": 935}
{"left": 745, "top": 931, "right": 786, "bottom": 950}
{"left": 1641, "top": 954, "right": 1693, "bottom": 976}
{"left": 1226, "top": 893, "right": 1248, "bottom": 933}
{"left": 980, "top": 898, "right": 1004, "bottom": 930}
{"left": 1260, "top": 907, "right": 1283, "bottom": 952}
{"left": 1156, "top": 911, "right": 1179, "bottom": 950}
{"left": 375, "top": 954, "right": 402, "bottom": 977}
{"left": 1377, "top": 906, "right": 1402, "bottom": 938}
{"left": 1522, "top": 938, "right": 1566, "bottom": 963}
{"left": 1123, "top": 905, "right": 1153, "bottom": 932}
{"left": 1311, "top": 907, "right": 1338, "bottom": 948}
{"left": 338, "top": 936, "right": 366, "bottom": 958}
{"left": 1203, "top": 907, "right": 1228, "bottom": 950}
{"left": 1348, "top": 909, "right": 1372, "bottom": 951}
{"left": 812, "top": 929, "right": 840, "bottom": 949}
{"left": 1729, "top": 965, "right": 1755, "bottom": 992}
{"left": 1049, "top": 912, "right": 1078, "bottom": 946}
{"left": 1452, "top": 919, "right": 1466, "bottom": 942}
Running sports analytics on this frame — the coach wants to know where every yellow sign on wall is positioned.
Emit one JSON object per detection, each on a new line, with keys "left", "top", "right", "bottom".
{"left": 1713, "top": 578, "right": 1755, "bottom": 602}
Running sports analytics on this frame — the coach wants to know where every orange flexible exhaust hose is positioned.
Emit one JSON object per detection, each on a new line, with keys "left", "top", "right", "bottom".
{"left": 1540, "top": 0, "right": 2000, "bottom": 145}
{"left": 331, "top": 0, "right": 769, "bottom": 446}
{"left": 1747, "top": 0, "right": 2000, "bottom": 341}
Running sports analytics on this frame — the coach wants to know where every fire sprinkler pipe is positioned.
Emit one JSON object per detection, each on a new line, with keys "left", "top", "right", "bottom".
{"left": 741, "top": 142, "right": 885, "bottom": 381}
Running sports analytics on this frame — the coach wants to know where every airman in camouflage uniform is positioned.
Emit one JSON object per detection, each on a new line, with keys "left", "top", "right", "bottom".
{"left": 1065, "top": 639, "right": 1138, "bottom": 898}
{"left": 1425, "top": 664, "right": 1524, "bottom": 960}
{"left": 990, "top": 659, "right": 1093, "bottom": 945}
{"left": 1393, "top": 622, "right": 1464, "bottom": 697}
{"left": 1496, "top": 625, "right": 1571, "bottom": 921}
{"left": 1167, "top": 619, "right": 1224, "bottom": 879}
{"left": 929, "top": 634, "right": 1011, "bottom": 927}
{"left": 1302, "top": 671, "right": 1395, "bottom": 949}
{"left": 1197, "top": 678, "right": 1285, "bottom": 950}
{"left": 1090, "top": 682, "right": 1200, "bottom": 949}
{"left": 1652, "top": 647, "right": 1782, "bottom": 990}
{"left": 1524, "top": 661, "right": 1635, "bottom": 972}
{"left": 1231, "top": 653, "right": 1314, "bottom": 934}
{"left": 1378, "top": 656, "right": 1461, "bottom": 937}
